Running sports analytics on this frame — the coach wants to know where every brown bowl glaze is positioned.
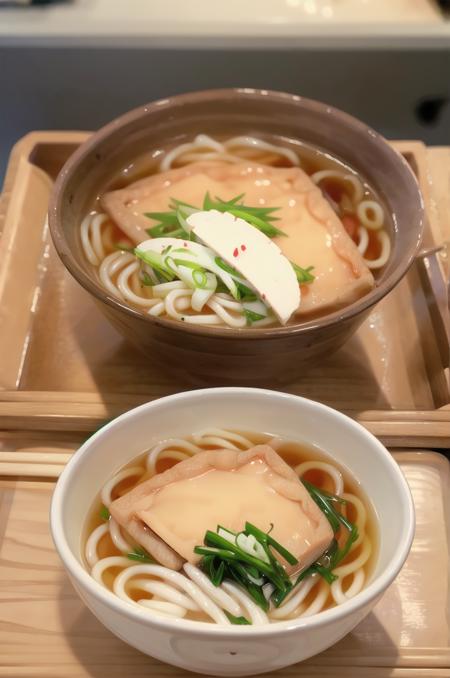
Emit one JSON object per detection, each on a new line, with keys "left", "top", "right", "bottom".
{"left": 49, "top": 89, "right": 424, "bottom": 385}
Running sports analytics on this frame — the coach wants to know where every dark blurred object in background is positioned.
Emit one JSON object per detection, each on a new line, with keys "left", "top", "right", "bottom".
{"left": 416, "top": 96, "right": 449, "bottom": 126}
{"left": 0, "top": 0, "right": 70, "bottom": 6}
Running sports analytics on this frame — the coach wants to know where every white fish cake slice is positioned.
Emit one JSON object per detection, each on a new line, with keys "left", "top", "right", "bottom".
{"left": 187, "top": 210, "right": 300, "bottom": 324}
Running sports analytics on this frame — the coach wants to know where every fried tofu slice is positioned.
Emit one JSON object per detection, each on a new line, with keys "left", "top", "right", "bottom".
{"left": 109, "top": 445, "right": 333, "bottom": 572}
{"left": 101, "top": 161, "right": 374, "bottom": 317}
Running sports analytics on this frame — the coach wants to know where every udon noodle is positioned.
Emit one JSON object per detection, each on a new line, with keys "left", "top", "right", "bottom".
{"left": 84, "top": 430, "right": 375, "bottom": 625}
{"left": 79, "top": 134, "right": 391, "bottom": 329}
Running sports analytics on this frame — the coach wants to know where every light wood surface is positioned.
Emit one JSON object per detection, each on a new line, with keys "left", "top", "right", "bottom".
{"left": 0, "top": 444, "right": 69, "bottom": 478}
{"left": 0, "top": 462, "right": 63, "bottom": 478}
{"left": 0, "top": 133, "right": 448, "bottom": 444}
{"left": 0, "top": 450, "right": 448, "bottom": 677}
{"left": 0, "top": 451, "right": 71, "bottom": 464}
{"left": 0, "top": 392, "right": 448, "bottom": 447}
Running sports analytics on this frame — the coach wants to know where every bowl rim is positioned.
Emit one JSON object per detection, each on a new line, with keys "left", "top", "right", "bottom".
{"left": 48, "top": 87, "right": 425, "bottom": 340}
{"left": 50, "top": 387, "right": 415, "bottom": 637}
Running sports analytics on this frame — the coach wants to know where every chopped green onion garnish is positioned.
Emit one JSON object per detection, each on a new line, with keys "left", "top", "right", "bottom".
{"left": 245, "top": 522, "right": 298, "bottom": 566}
{"left": 146, "top": 223, "right": 186, "bottom": 238}
{"left": 144, "top": 211, "right": 179, "bottom": 224}
{"left": 203, "top": 530, "right": 289, "bottom": 591}
{"left": 145, "top": 193, "right": 285, "bottom": 239}
{"left": 270, "top": 480, "right": 359, "bottom": 601}
{"left": 244, "top": 309, "right": 266, "bottom": 325}
{"left": 236, "top": 283, "right": 257, "bottom": 302}
{"left": 211, "top": 560, "right": 226, "bottom": 587}
{"left": 215, "top": 193, "right": 245, "bottom": 207}
{"left": 173, "top": 258, "right": 203, "bottom": 271}
{"left": 172, "top": 247, "right": 196, "bottom": 255}
{"left": 169, "top": 197, "right": 198, "bottom": 211}
{"left": 228, "top": 208, "right": 286, "bottom": 237}
{"left": 140, "top": 271, "right": 154, "bottom": 286}
{"left": 134, "top": 249, "right": 175, "bottom": 282}
{"left": 127, "top": 546, "right": 154, "bottom": 563}
{"left": 196, "top": 486, "right": 358, "bottom": 612}
{"left": 225, "top": 611, "right": 252, "bottom": 625}
{"left": 291, "top": 263, "right": 315, "bottom": 284}
{"left": 114, "top": 243, "right": 135, "bottom": 253}
{"left": 203, "top": 191, "right": 215, "bottom": 211}
{"left": 192, "top": 268, "right": 208, "bottom": 288}
{"left": 214, "top": 256, "right": 242, "bottom": 278}
{"left": 99, "top": 505, "right": 110, "bottom": 521}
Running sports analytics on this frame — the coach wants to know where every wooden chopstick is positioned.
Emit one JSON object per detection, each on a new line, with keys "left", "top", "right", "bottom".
{"left": 0, "top": 451, "right": 71, "bottom": 464}
{"left": 0, "top": 462, "right": 63, "bottom": 478}
{"left": 0, "top": 451, "right": 71, "bottom": 479}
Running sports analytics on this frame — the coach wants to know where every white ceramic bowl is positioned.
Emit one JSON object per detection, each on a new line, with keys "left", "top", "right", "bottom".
{"left": 50, "top": 388, "right": 414, "bottom": 676}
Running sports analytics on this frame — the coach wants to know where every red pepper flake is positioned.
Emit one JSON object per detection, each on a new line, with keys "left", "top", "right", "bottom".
{"left": 262, "top": 293, "right": 266, "bottom": 300}
{"left": 183, "top": 242, "right": 188, "bottom": 247}
{"left": 241, "top": 244, "right": 247, "bottom": 252}
{"left": 233, "top": 247, "right": 239, "bottom": 258}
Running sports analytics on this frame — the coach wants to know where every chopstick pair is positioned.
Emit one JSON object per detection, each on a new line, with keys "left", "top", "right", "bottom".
{"left": 0, "top": 451, "right": 71, "bottom": 478}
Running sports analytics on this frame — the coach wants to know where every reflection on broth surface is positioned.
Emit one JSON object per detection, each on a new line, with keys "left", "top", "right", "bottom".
{"left": 80, "top": 134, "right": 391, "bottom": 329}
{"left": 83, "top": 429, "right": 378, "bottom": 625}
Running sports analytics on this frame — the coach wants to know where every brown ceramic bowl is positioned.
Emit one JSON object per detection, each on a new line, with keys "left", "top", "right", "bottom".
{"left": 49, "top": 89, "right": 424, "bottom": 385}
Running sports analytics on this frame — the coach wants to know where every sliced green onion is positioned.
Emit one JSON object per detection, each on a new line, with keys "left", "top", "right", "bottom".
{"left": 99, "top": 505, "right": 110, "bottom": 521}
{"left": 146, "top": 223, "right": 185, "bottom": 238}
{"left": 331, "top": 525, "right": 359, "bottom": 568}
{"left": 217, "top": 525, "right": 238, "bottom": 542}
{"left": 192, "top": 268, "right": 208, "bottom": 289}
{"left": 172, "top": 247, "right": 198, "bottom": 255}
{"left": 244, "top": 309, "right": 266, "bottom": 325}
{"left": 144, "top": 211, "right": 178, "bottom": 224}
{"left": 229, "top": 208, "right": 286, "bottom": 237}
{"left": 145, "top": 193, "right": 284, "bottom": 241}
{"left": 164, "top": 255, "right": 178, "bottom": 275}
{"left": 176, "top": 208, "right": 192, "bottom": 234}
{"left": 169, "top": 197, "right": 198, "bottom": 211}
{"left": 114, "top": 243, "right": 135, "bottom": 253}
{"left": 194, "top": 545, "right": 237, "bottom": 558}
{"left": 203, "top": 531, "right": 288, "bottom": 590}
{"left": 214, "top": 256, "right": 242, "bottom": 278}
{"left": 203, "top": 192, "right": 215, "bottom": 211}
{"left": 236, "top": 282, "right": 257, "bottom": 301}
{"left": 215, "top": 193, "right": 245, "bottom": 207}
{"left": 134, "top": 249, "right": 175, "bottom": 282}
{"left": 211, "top": 560, "right": 226, "bottom": 587}
{"left": 291, "top": 263, "right": 315, "bottom": 284}
{"left": 127, "top": 546, "right": 154, "bottom": 563}
{"left": 225, "top": 611, "right": 251, "bottom": 625}
{"left": 173, "top": 258, "right": 203, "bottom": 271}
{"left": 140, "top": 271, "right": 155, "bottom": 286}
{"left": 236, "top": 532, "right": 270, "bottom": 564}
{"left": 302, "top": 480, "right": 342, "bottom": 533}
{"left": 245, "top": 522, "right": 298, "bottom": 566}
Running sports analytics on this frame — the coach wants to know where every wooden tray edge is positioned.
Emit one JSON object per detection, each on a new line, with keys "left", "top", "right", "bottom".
{"left": 0, "top": 133, "right": 448, "bottom": 444}
{"left": 0, "top": 391, "right": 448, "bottom": 447}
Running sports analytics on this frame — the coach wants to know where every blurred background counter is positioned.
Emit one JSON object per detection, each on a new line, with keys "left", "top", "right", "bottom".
{"left": 1, "top": 0, "right": 449, "bottom": 178}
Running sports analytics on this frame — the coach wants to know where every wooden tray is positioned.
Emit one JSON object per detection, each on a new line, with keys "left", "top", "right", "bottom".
{"left": 0, "top": 133, "right": 448, "bottom": 446}
{"left": 1, "top": 444, "right": 449, "bottom": 677}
